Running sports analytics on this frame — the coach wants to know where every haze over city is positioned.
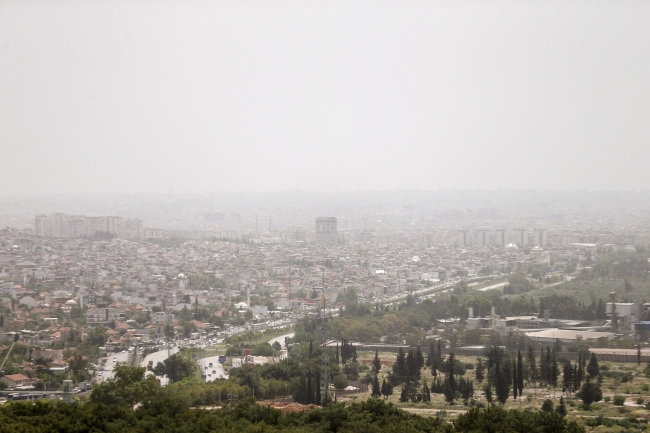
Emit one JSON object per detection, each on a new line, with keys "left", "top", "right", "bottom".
{"left": 2, "top": 0, "right": 650, "bottom": 195}
{"left": 2, "top": 1, "right": 650, "bottom": 431}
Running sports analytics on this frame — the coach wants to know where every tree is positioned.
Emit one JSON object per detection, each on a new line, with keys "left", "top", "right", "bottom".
{"left": 371, "top": 375, "right": 381, "bottom": 397}
{"left": 587, "top": 353, "right": 599, "bottom": 378}
{"left": 421, "top": 379, "right": 431, "bottom": 403}
{"left": 638, "top": 344, "right": 642, "bottom": 366}
{"left": 381, "top": 379, "right": 393, "bottom": 400}
{"left": 90, "top": 365, "right": 159, "bottom": 407}
{"left": 443, "top": 378, "right": 455, "bottom": 405}
{"left": 541, "top": 399, "right": 554, "bottom": 412}
{"left": 164, "top": 323, "right": 175, "bottom": 339}
{"left": 495, "top": 359, "right": 510, "bottom": 405}
{"left": 475, "top": 358, "right": 485, "bottom": 382}
{"left": 272, "top": 341, "right": 282, "bottom": 352}
{"left": 333, "top": 373, "right": 349, "bottom": 390}
{"left": 482, "top": 382, "right": 494, "bottom": 407}
{"left": 579, "top": 378, "right": 602, "bottom": 407}
{"left": 556, "top": 397, "right": 567, "bottom": 417}
{"left": 513, "top": 361, "right": 518, "bottom": 400}
{"left": 152, "top": 353, "right": 195, "bottom": 383}
{"left": 373, "top": 350, "right": 381, "bottom": 373}
{"left": 447, "top": 352, "right": 456, "bottom": 392}
{"left": 517, "top": 350, "right": 524, "bottom": 398}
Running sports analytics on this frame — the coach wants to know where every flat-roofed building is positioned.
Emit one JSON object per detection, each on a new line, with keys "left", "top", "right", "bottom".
{"left": 315, "top": 217, "right": 337, "bottom": 246}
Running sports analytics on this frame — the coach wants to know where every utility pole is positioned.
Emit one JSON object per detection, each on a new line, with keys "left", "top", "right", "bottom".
{"left": 320, "top": 268, "right": 330, "bottom": 406}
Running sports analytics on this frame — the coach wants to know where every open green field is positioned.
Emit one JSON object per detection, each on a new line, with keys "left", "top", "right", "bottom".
{"left": 345, "top": 351, "right": 650, "bottom": 430}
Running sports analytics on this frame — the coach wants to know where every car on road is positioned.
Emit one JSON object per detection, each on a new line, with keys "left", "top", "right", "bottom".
{"left": 212, "top": 370, "right": 216, "bottom": 374}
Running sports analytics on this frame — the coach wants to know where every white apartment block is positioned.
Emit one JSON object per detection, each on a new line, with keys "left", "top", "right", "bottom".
{"left": 35, "top": 215, "right": 52, "bottom": 236}
{"left": 34, "top": 213, "right": 143, "bottom": 239}
{"left": 514, "top": 229, "right": 527, "bottom": 248}
{"left": 86, "top": 307, "right": 126, "bottom": 324}
{"left": 458, "top": 229, "right": 470, "bottom": 248}
{"left": 151, "top": 312, "right": 175, "bottom": 324}
{"left": 495, "top": 229, "right": 508, "bottom": 247}
{"left": 476, "top": 229, "right": 489, "bottom": 249}
{"left": 533, "top": 228, "right": 547, "bottom": 248}
{"left": 315, "top": 217, "right": 337, "bottom": 246}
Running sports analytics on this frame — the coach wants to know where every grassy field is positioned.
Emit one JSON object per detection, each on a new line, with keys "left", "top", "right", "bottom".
{"left": 526, "top": 277, "right": 650, "bottom": 305}
{"left": 342, "top": 351, "right": 650, "bottom": 429}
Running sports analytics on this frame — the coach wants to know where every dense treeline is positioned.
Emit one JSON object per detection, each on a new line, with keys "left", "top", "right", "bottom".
{"left": 0, "top": 395, "right": 585, "bottom": 433}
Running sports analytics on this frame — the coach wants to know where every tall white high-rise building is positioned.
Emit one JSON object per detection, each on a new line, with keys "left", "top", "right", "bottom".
{"left": 35, "top": 215, "right": 51, "bottom": 236}
{"left": 316, "top": 217, "right": 338, "bottom": 246}
{"left": 476, "top": 228, "right": 489, "bottom": 249}
{"left": 533, "top": 228, "right": 547, "bottom": 248}
{"left": 514, "top": 229, "right": 527, "bottom": 248}
{"left": 495, "top": 229, "right": 508, "bottom": 247}
{"left": 52, "top": 213, "right": 69, "bottom": 237}
{"left": 458, "top": 229, "right": 470, "bottom": 248}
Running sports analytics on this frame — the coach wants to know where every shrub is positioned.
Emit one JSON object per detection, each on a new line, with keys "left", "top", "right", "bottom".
{"left": 613, "top": 395, "right": 626, "bottom": 406}
{"left": 636, "top": 397, "right": 644, "bottom": 405}
{"left": 604, "top": 396, "right": 611, "bottom": 402}
{"left": 332, "top": 373, "right": 349, "bottom": 390}
{"left": 464, "top": 363, "right": 474, "bottom": 370}
{"left": 541, "top": 399, "right": 554, "bottom": 412}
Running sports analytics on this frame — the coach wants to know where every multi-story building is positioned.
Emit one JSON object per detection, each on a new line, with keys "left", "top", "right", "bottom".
{"left": 315, "top": 217, "right": 337, "bottom": 246}
{"left": 33, "top": 213, "right": 143, "bottom": 239}
{"left": 514, "top": 228, "right": 527, "bottom": 248}
{"left": 86, "top": 307, "right": 126, "bottom": 325}
{"left": 151, "top": 312, "right": 175, "bottom": 324}
{"left": 67, "top": 216, "right": 86, "bottom": 238}
{"left": 458, "top": 229, "right": 470, "bottom": 248}
{"left": 495, "top": 229, "right": 508, "bottom": 247}
{"left": 34, "top": 215, "right": 51, "bottom": 236}
{"left": 476, "top": 228, "right": 489, "bottom": 249}
{"left": 51, "top": 213, "right": 68, "bottom": 237}
{"left": 533, "top": 228, "right": 547, "bottom": 248}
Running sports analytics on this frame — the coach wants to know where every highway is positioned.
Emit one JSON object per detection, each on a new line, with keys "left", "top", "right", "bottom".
{"left": 97, "top": 351, "right": 130, "bottom": 383}
{"left": 197, "top": 355, "right": 228, "bottom": 382}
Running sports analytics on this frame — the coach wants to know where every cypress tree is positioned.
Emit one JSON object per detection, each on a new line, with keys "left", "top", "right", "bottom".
{"left": 416, "top": 345, "right": 425, "bottom": 370}
{"left": 475, "top": 357, "right": 485, "bottom": 382}
{"left": 495, "top": 359, "right": 510, "bottom": 404}
{"left": 513, "top": 361, "right": 518, "bottom": 400}
{"left": 426, "top": 343, "right": 435, "bottom": 367}
{"left": 443, "top": 378, "right": 454, "bottom": 404}
{"left": 373, "top": 350, "right": 381, "bottom": 373}
{"left": 381, "top": 379, "right": 388, "bottom": 399}
{"left": 309, "top": 340, "right": 313, "bottom": 356}
{"left": 372, "top": 375, "right": 381, "bottom": 397}
{"left": 307, "top": 369, "right": 313, "bottom": 404}
{"left": 551, "top": 350, "right": 559, "bottom": 386}
{"left": 517, "top": 350, "right": 524, "bottom": 397}
{"left": 447, "top": 352, "right": 456, "bottom": 392}
{"left": 421, "top": 379, "right": 431, "bottom": 402}
{"left": 587, "top": 352, "right": 599, "bottom": 378}
{"left": 638, "top": 344, "right": 642, "bottom": 366}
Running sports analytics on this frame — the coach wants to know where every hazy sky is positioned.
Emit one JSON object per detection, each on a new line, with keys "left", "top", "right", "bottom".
{"left": 1, "top": 0, "right": 649, "bottom": 195}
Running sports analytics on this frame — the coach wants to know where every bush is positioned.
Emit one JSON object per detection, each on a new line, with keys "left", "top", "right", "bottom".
{"left": 333, "top": 373, "right": 349, "bottom": 390}
{"left": 636, "top": 397, "right": 644, "bottom": 405}
{"left": 541, "top": 399, "right": 554, "bottom": 412}
{"left": 613, "top": 395, "right": 626, "bottom": 406}
{"left": 604, "top": 396, "right": 611, "bottom": 402}
{"left": 464, "top": 363, "right": 474, "bottom": 370}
